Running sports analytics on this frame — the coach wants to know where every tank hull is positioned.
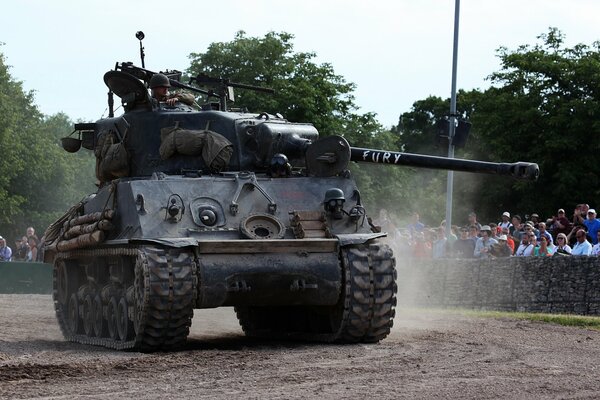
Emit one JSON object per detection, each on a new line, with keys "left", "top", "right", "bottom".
{"left": 45, "top": 172, "right": 396, "bottom": 351}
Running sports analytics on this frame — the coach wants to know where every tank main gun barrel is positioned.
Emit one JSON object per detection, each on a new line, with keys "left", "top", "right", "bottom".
{"left": 350, "top": 147, "right": 539, "bottom": 180}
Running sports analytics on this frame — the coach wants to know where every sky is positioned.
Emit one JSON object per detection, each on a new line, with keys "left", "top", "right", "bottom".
{"left": 1, "top": 0, "right": 599, "bottom": 129}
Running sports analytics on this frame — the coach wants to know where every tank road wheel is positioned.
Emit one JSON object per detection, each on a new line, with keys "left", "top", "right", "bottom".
{"left": 53, "top": 257, "right": 85, "bottom": 340}
{"left": 82, "top": 294, "right": 95, "bottom": 337}
{"left": 54, "top": 258, "right": 81, "bottom": 306}
{"left": 93, "top": 294, "right": 107, "bottom": 338}
{"left": 116, "top": 297, "right": 134, "bottom": 341}
{"left": 235, "top": 241, "right": 397, "bottom": 343}
{"left": 107, "top": 296, "right": 119, "bottom": 340}
{"left": 67, "top": 293, "right": 82, "bottom": 335}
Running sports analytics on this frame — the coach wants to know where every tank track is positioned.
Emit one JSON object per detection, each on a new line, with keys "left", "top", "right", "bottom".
{"left": 235, "top": 241, "right": 397, "bottom": 343}
{"left": 52, "top": 246, "right": 197, "bottom": 351}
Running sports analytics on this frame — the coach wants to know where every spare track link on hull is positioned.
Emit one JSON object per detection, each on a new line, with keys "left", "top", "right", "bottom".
{"left": 234, "top": 241, "right": 397, "bottom": 343}
{"left": 52, "top": 246, "right": 197, "bottom": 351}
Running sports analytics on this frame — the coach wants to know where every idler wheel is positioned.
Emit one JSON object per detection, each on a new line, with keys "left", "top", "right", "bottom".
{"left": 107, "top": 296, "right": 119, "bottom": 340}
{"left": 93, "top": 294, "right": 106, "bottom": 337}
{"left": 67, "top": 293, "right": 81, "bottom": 335}
{"left": 82, "top": 294, "right": 94, "bottom": 337}
{"left": 240, "top": 213, "right": 285, "bottom": 240}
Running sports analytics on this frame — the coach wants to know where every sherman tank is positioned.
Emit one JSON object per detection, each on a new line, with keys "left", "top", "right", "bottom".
{"left": 43, "top": 60, "right": 539, "bottom": 351}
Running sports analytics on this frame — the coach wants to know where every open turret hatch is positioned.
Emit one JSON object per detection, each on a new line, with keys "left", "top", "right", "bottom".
{"left": 104, "top": 70, "right": 152, "bottom": 111}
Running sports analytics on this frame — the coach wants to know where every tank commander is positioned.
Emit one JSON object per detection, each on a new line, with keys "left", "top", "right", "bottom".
{"left": 149, "top": 73, "right": 200, "bottom": 109}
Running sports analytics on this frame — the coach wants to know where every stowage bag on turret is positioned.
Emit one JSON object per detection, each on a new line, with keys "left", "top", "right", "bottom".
{"left": 95, "top": 132, "right": 129, "bottom": 181}
{"left": 159, "top": 124, "right": 233, "bottom": 172}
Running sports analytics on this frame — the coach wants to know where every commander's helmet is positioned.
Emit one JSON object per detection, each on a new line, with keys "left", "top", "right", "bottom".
{"left": 149, "top": 73, "right": 171, "bottom": 88}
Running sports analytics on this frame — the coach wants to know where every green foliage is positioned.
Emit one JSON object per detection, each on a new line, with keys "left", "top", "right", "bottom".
{"left": 188, "top": 31, "right": 356, "bottom": 137}
{"left": 469, "top": 28, "right": 600, "bottom": 218}
{"left": 394, "top": 29, "right": 600, "bottom": 225}
{"left": 0, "top": 51, "right": 95, "bottom": 240}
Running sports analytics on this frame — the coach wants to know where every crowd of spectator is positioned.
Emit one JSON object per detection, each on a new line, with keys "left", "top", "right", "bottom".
{"left": 380, "top": 204, "right": 600, "bottom": 259}
{"left": 0, "top": 227, "right": 40, "bottom": 262}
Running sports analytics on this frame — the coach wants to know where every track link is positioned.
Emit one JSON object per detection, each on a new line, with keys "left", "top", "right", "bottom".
{"left": 52, "top": 246, "right": 197, "bottom": 351}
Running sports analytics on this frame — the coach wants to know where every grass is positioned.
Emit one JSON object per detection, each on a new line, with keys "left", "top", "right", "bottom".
{"left": 398, "top": 306, "right": 600, "bottom": 330}
{"left": 459, "top": 309, "right": 600, "bottom": 330}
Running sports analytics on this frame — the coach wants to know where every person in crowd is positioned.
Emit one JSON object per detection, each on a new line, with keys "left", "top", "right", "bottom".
{"left": 26, "top": 226, "right": 40, "bottom": 249}
{"left": 537, "top": 222, "right": 553, "bottom": 246}
{"left": 534, "top": 236, "right": 552, "bottom": 256}
{"left": 553, "top": 233, "right": 572, "bottom": 255}
{"left": 584, "top": 209, "right": 600, "bottom": 245}
{"left": 27, "top": 236, "right": 38, "bottom": 262}
{"left": 572, "top": 204, "right": 589, "bottom": 226}
{"left": 530, "top": 213, "right": 541, "bottom": 229}
{"left": 449, "top": 224, "right": 459, "bottom": 244}
{"left": 474, "top": 225, "right": 498, "bottom": 258}
{"left": 490, "top": 234, "right": 512, "bottom": 258}
{"left": 515, "top": 232, "right": 535, "bottom": 256}
{"left": 591, "top": 232, "right": 600, "bottom": 256}
{"left": 466, "top": 212, "right": 482, "bottom": 231}
{"left": 412, "top": 230, "right": 432, "bottom": 258}
{"left": 0, "top": 236, "right": 12, "bottom": 261}
{"left": 14, "top": 236, "right": 30, "bottom": 261}
{"left": 498, "top": 211, "right": 513, "bottom": 231}
{"left": 453, "top": 227, "right": 475, "bottom": 258}
{"left": 407, "top": 212, "right": 425, "bottom": 240}
{"left": 488, "top": 223, "right": 499, "bottom": 239}
{"left": 432, "top": 227, "right": 447, "bottom": 259}
{"left": 439, "top": 220, "right": 458, "bottom": 243}
{"left": 550, "top": 208, "right": 571, "bottom": 238}
{"left": 501, "top": 227, "right": 515, "bottom": 254}
{"left": 510, "top": 215, "right": 524, "bottom": 244}
{"left": 572, "top": 228, "right": 592, "bottom": 256}
{"left": 522, "top": 223, "right": 534, "bottom": 241}
{"left": 468, "top": 224, "right": 480, "bottom": 242}
{"left": 526, "top": 221, "right": 540, "bottom": 237}
{"left": 567, "top": 224, "right": 592, "bottom": 248}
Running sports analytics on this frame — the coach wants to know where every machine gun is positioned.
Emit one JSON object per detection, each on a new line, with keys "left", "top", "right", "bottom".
{"left": 189, "top": 74, "right": 275, "bottom": 112}
{"left": 115, "top": 62, "right": 215, "bottom": 98}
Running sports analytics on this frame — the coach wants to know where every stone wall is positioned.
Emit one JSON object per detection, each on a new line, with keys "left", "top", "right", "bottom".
{"left": 396, "top": 256, "right": 600, "bottom": 315}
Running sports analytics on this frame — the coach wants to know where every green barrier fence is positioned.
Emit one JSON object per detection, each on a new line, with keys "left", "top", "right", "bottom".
{"left": 0, "top": 261, "right": 53, "bottom": 294}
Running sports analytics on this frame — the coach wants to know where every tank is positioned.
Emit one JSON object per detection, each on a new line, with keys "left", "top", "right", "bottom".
{"left": 42, "top": 61, "right": 539, "bottom": 351}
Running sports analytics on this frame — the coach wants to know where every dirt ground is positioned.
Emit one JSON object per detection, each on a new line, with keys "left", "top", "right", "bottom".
{"left": 1, "top": 295, "right": 599, "bottom": 399}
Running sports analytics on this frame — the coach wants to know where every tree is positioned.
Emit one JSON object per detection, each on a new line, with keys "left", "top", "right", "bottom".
{"left": 0, "top": 51, "right": 40, "bottom": 226}
{"left": 187, "top": 31, "right": 356, "bottom": 137}
{"left": 394, "top": 28, "right": 600, "bottom": 224}
{"left": 468, "top": 28, "right": 600, "bottom": 218}
{"left": 0, "top": 50, "right": 95, "bottom": 240}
